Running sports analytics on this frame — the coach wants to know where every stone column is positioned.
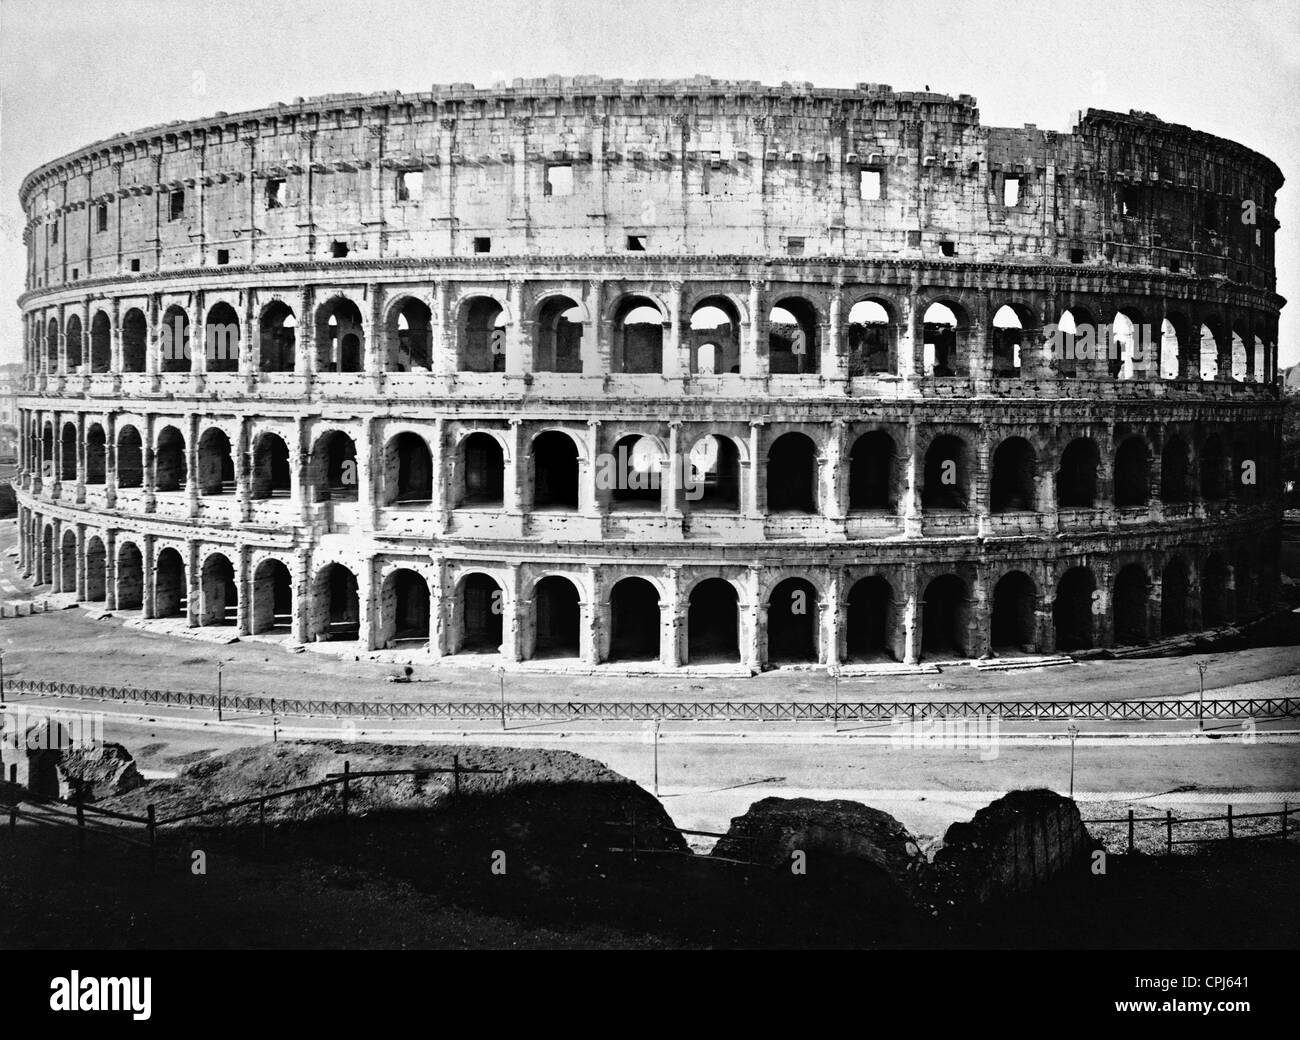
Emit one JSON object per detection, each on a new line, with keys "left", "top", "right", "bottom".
{"left": 903, "top": 420, "right": 922, "bottom": 537}
{"left": 582, "top": 280, "right": 604, "bottom": 376}
{"left": 662, "top": 421, "right": 682, "bottom": 517}
{"left": 902, "top": 563, "right": 920, "bottom": 665}
{"left": 356, "top": 556, "right": 375, "bottom": 651}
{"left": 141, "top": 534, "right": 156, "bottom": 619}
{"left": 103, "top": 530, "right": 118, "bottom": 611}
{"left": 660, "top": 568, "right": 682, "bottom": 668}
{"left": 824, "top": 569, "right": 842, "bottom": 666}
{"left": 743, "top": 279, "right": 765, "bottom": 378}
{"left": 505, "top": 279, "right": 527, "bottom": 379}
{"left": 743, "top": 566, "right": 764, "bottom": 671}
{"left": 747, "top": 421, "right": 766, "bottom": 517}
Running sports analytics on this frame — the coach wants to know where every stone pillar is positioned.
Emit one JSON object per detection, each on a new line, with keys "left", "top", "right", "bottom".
{"left": 291, "top": 548, "right": 311, "bottom": 644}
{"left": 664, "top": 281, "right": 685, "bottom": 379}
{"left": 903, "top": 420, "right": 921, "bottom": 537}
{"left": 236, "top": 417, "right": 252, "bottom": 523}
{"left": 141, "top": 534, "right": 156, "bottom": 619}
{"left": 502, "top": 564, "right": 523, "bottom": 662}
{"left": 824, "top": 569, "right": 842, "bottom": 666}
{"left": 356, "top": 556, "right": 375, "bottom": 650}
{"left": 898, "top": 289, "right": 919, "bottom": 380}
{"left": 185, "top": 542, "right": 200, "bottom": 627}
{"left": 662, "top": 421, "right": 682, "bottom": 517}
{"left": 236, "top": 545, "right": 252, "bottom": 635}
{"left": 586, "top": 419, "right": 606, "bottom": 517}
{"left": 970, "top": 567, "right": 990, "bottom": 659}
{"left": 826, "top": 287, "right": 846, "bottom": 382}
{"left": 824, "top": 419, "right": 846, "bottom": 526}
{"left": 505, "top": 419, "right": 524, "bottom": 517}
{"left": 660, "top": 568, "right": 682, "bottom": 668}
{"left": 902, "top": 564, "right": 920, "bottom": 665}
{"left": 747, "top": 421, "right": 766, "bottom": 517}
{"left": 103, "top": 530, "right": 118, "bottom": 611}
{"left": 743, "top": 566, "right": 764, "bottom": 671}
{"left": 743, "top": 279, "right": 765, "bottom": 378}
{"left": 505, "top": 279, "right": 527, "bottom": 379}
{"left": 583, "top": 280, "right": 604, "bottom": 376}
{"left": 185, "top": 413, "right": 199, "bottom": 517}
{"left": 74, "top": 524, "right": 87, "bottom": 600}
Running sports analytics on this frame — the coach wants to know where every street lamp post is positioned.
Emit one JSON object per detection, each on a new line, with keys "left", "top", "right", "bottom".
{"left": 1067, "top": 720, "right": 1080, "bottom": 800}
{"left": 1196, "top": 659, "right": 1210, "bottom": 731}
{"left": 0, "top": 648, "right": 5, "bottom": 705}
{"left": 830, "top": 665, "right": 840, "bottom": 731}
{"left": 653, "top": 718, "right": 660, "bottom": 799}
{"left": 498, "top": 666, "right": 506, "bottom": 731}
{"left": 217, "top": 661, "right": 223, "bottom": 722}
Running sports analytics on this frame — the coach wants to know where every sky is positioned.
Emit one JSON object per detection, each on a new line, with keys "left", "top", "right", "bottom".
{"left": 1, "top": 0, "right": 1297, "bottom": 366}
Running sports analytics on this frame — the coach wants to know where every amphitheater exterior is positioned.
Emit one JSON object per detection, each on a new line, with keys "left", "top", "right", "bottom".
{"left": 11, "top": 77, "right": 1287, "bottom": 671}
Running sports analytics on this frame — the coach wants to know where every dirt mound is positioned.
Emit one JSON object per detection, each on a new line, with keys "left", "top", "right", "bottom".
{"left": 929, "top": 788, "right": 1095, "bottom": 907}
{"left": 58, "top": 742, "right": 144, "bottom": 800}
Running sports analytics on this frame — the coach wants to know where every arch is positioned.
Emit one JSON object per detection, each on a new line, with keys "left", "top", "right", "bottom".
{"left": 251, "top": 558, "right": 293, "bottom": 634}
{"left": 160, "top": 305, "right": 191, "bottom": 372}
{"left": 90, "top": 311, "right": 111, "bottom": 372}
{"left": 204, "top": 301, "right": 240, "bottom": 372}
{"left": 116, "top": 425, "right": 144, "bottom": 488}
{"left": 766, "top": 432, "right": 818, "bottom": 513}
{"left": 386, "top": 296, "right": 432, "bottom": 372}
{"left": 45, "top": 317, "right": 59, "bottom": 371}
{"left": 121, "top": 308, "right": 147, "bottom": 372}
{"left": 532, "top": 430, "right": 580, "bottom": 510}
{"left": 767, "top": 576, "right": 819, "bottom": 663}
{"left": 846, "top": 575, "right": 894, "bottom": 662}
{"left": 1114, "top": 436, "right": 1150, "bottom": 508}
{"left": 614, "top": 295, "right": 665, "bottom": 374}
{"left": 849, "top": 430, "right": 897, "bottom": 511}
{"left": 457, "top": 295, "right": 507, "bottom": 372}
{"left": 1053, "top": 566, "right": 1095, "bottom": 651}
{"left": 382, "top": 568, "right": 430, "bottom": 646}
{"left": 1160, "top": 436, "right": 1191, "bottom": 502}
{"left": 1113, "top": 564, "right": 1150, "bottom": 646}
{"left": 199, "top": 552, "right": 237, "bottom": 626}
{"left": 155, "top": 426, "right": 186, "bottom": 493}
{"left": 1202, "top": 553, "right": 1229, "bottom": 627}
{"left": 768, "top": 296, "right": 820, "bottom": 375}
{"left": 382, "top": 432, "right": 432, "bottom": 505}
{"left": 990, "top": 436, "right": 1036, "bottom": 512}
{"left": 310, "top": 563, "right": 360, "bottom": 642}
{"left": 921, "top": 574, "right": 969, "bottom": 659}
{"left": 687, "top": 577, "right": 740, "bottom": 663}
{"left": 1161, "top": 557, "right": 1190, "bottom": 636}
{"left": 533, "top": 575, "right": 581, "bottom": 659}
{"left": 315, "top": 296, "right": 365, "bottom": 373}
{"left": 250, "top": 432, "right": 291, "bottom": 499}
{"left": 609, "top": 576, "right": 661, "bottom": 661}
{"left": 457, "top": 431, "right": 504, "bottom": 507}
{"left": 1057, "top": 437, "right": 1099, "bottom": 508}
{"left": 1159, "top": 317, "right": 1181, "bottom": 379}
{"left": 1198, "top": 323, "right": 1219, "bottom": 381}
{"left": 1200, "top": 434, "right": 1227, "bottom": 500}
{"left": 154, "top": 546, "right": 187, "bottom": 618}
{"left": 85, "top": 424, "right": 106, "bottom": 485}
{"left": 60, "top": 529, "right": 77, "bottom": 590}
{"left": 991, "top": 570, "right": 1036, "bottom": 651}
{"left": 533, "top": 294, "right": 585, "bottom": 373}
{"left": 688, "top": 434, "right": 740, "bottom": 511}
{"left": 457, "top": 572, "right": 503, "bottom": 653}
{"left": 84, "top": 535, "right": 106, "bottom": 601}
{"left": 922, "top": 301, "right": 964, "bottom": 376}
{"left": 846, "top": 298, "right": 894, "bottom": 375}
{"left": 307, "top": 430, "right": 358, "bottom": 502}
{"left": 40, "top": 423, "right": 53, "bottom": 482}
{"left": 689, "top": 296, "right": 742, "bottom": 374}
{"left": 197, "top": 427, "right": 234, "bottom": 496}
{"left": 608, "top": 434, "right": 664, "bottom": 509}
{"left": 990, "top": 304, "right": 1027, "bottom": 377}
{"left": 258, "top": 301, "right": 297, "bottom": 373}
{"left": 65, "top": 314, "right": 83, "bottom": 371}
{"left": 922, "top": 433, "right": 970, "bottom": 510}
{"left": 59, "top": 422, "right": 77, "bottom": 481}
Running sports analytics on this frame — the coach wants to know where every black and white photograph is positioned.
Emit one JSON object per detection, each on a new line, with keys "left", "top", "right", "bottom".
{"left": 0, "top": 0, "right": 1296, "bottom": 1016}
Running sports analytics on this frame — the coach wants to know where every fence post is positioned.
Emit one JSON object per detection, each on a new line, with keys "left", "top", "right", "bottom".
{"left": 147, "top": 804, "right": 156, "bottom": 873}
{"left": 1127, "top": 809, "right": 1134, "bottom": 854}
{"left": 1165, "top": 810, "right": 1173, "bottom": 857}
{"left": 1227, "top": 804, "right": 1233, "bottom": 842}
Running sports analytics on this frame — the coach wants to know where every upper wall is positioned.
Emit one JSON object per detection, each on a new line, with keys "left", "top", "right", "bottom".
{"left": 18, "top": 77, "right": 1284, "bottom": 294}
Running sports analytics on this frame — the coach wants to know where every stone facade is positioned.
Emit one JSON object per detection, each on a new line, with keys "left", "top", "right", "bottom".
{"left": 11, "top": 77, "right": 1286, "bottom": 670}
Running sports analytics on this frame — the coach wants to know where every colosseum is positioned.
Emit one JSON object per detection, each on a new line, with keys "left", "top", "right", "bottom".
{"left": 10, "top": 76, "right": 1286, "bottom": 674}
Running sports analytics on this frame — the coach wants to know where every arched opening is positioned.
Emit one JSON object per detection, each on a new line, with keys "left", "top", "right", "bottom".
{"left": 38, "top": 526, "right": 52, "bottom": 586}
{"left": 60, "top": 529, "right": 77, "bottom": 590}
{"left": 1053, "top": 567, "right": 1095, "bottom": 651}
{"left": 767, "top": 577, "right": 819, "bottom": 663}
{"left": 534, "top": 296, "right": 584, "bottom": 373}
{"left": 258, "top": 301, "right": 297, "bottom": 373}
{"left": 307, "top": 431, "right": 358, "bottom": 502}
{"left": 990, "top": 437, "right": 1036, "bottom": 512}
{"left": 65, "top": 315, "right": 83, "bottom": 371}
{"left": 922, "top": 434, "right": 969, "bottom": 510}
{"left": 608, "top": 435, "right": 663, "bottom": 510}
{"left": 689, "top": 297, "right": 741, "bottom": 374}
{"left": 458, "top": 296, "right": 507, "bottom": 372}
{"left": 1200, "top": 435, "right": 1227, "bottom": 500}
{"left": 922, "top": 302, "right": 962, "bottom": 376}
{"left": 388, "top": 298, "right": 432, "bottom": 372}
{"left": 1161, "top": 557, "right": 1190, "bottom": 636}
{"left": 60, "top": 423, "right": 77, "bottom": 481}
{"left": 1054, "top": 309, "right": 1094, "bottom": 377}
{"left": 614, "top": 297, "right": 664, "bottom": 374}
{"left": 154, "top": 547, "right": 187, "bottom": 618}
{"left": 1113, "top": 564, "right": 1149, "bottom": 646}
{"left": 200, "top": 553, "right": 238, "bottom": 626}
{"left": 847, "top": 299, "right": 893, "bottom": 375}
{"left": 532, "top": 431, "right": 580, "bottom": 510}
{"left": 991, "top": 305, "right": 1024, "bottom": 377}
{"left": 533, "top": 576, "right": 581, "bottom": 659}
{"left": 197, "top": 428, "right": 234, "bottom": 496}
{"left": 1057, "top": 437, "right": 1099, "bottom": 507}
{"left": 457, "top": 432, "right": 504, "bottom": 507}
{"left": 250, "top": 433, "right": 291, "bottom": 499}
{"left": 90, "top": 311, "right": 111, "bottom": 372}
{"left": 1202, "top": 554, "right": 1228, "bottom": 627}
{"left": 1110, "top": 312, "right": 1139, "bottom": 379}
{"left": 1161, "top": 437, "right": 1191, "bottom": 502}
{"left": 40, "top": 424, "right": 53, "bottom": 482}
{"left": 311, "top": 563, "right": 360, "bottom": 642}
{"left": 84, "top": 536, "right": 106, "bottom": 601}
{"left": 384, "top": 569, "right": 430, "bottom": 646}
{"left": 85, "top": 425, "right": 106, "bottom": 485}
{"left": 116, "top": 542, "right": 143, "bottom": 609}
{"left": 458, "top": 573, "right": 503, "bottom": 653}
{"left": 687, "top": 435, "right": 740, "bottom": 511}
{"left": 991, "top": 571, "right": 1036, "bottom": 652}
{"left": 687, "top": 578, "right": 740, "bottom": 663}
{"left": 315, "top": 298, "right": 365, "bottom": 373}
{"left": 846, "top": 576, "right": 893, "bottom": 662}
{"left": 117, "top": 426, "right": 144, "bottom": 488}
{"left": 849, "top": 431, "right": 896, "bottom": 511}
{"left": 45, "top": 318, "right": 59, "bottom": 371}
{"left": 251, "top": 558, "right": 292, "bottom": 634}
{"left": 121, "top": 309, "right": 147, "bottom": 372}
{"left": 160, "top": 305, "right": 191, "bottom": 372}
{"left": 609, "top": 577, "right": 661, "bottom": 662}
{"left": 155, "top": 426, "right": 186, "bottom": 493}
{"left": 204, "top": 301, "right": 240, "bottom": 372}
{"left": 383, "top": 432, "right": 432, "bottom": 505}
{"left": 768, "top": 297, "right": 820, "bottom": 374}
{"left": 921, "top": 574, "right": 969, "bottom": 659}
{"left": 1160, "top": 318, "right": 1181, "bottom": 380}
{"left": 766, "top": 432, "right": 818, "bottom": 513}
{"left": 1113, "top": 436, "right": 1150, "bottom": 508}
{"left": 1199, "top": 324, "right": 1219, "bottom": 381}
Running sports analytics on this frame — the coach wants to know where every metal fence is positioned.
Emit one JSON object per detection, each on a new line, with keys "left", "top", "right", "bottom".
{"left": 1084, "top": 803, "right": 1298, "bottom": 855}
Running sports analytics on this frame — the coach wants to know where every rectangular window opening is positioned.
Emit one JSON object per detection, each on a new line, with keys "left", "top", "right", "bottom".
{"left": 396, "top": 170, "right": 423, "bottom": 202}
{"left": 1070, "top": 247, "right": 1085, "bottom": 264}
{"left": 786, "top": 236, "right": 805, "bottom": 256}
{"left": 96, "top": 204, "right": 108, "bottom": 232}
{"left": 130, "top": 259, "right": 141, "bottom": 272}
{"left": 626, "top": 234, "right": 647, "bottom": 251}
{"left": 265, "top": 178, "right": 284, "bottom": 209}
{"left": 1003, "top": 174, "right": 1022, "bottom": 207}
{"left": 544, "top": 164, "right": 573, "bottom": 196}
{"left": 939, "top": 240, "right": 956, "bottom": 257}
{"left": 169, "top": 190, "right": 185, "bottom": 221}
{"left": 473, "top": 236, "right": 491, "bottom": 254}
{"left": 860, "top": 169, "right": 882, "bottom": 201}
{"left": 216, "top": 249, "right": 230, "bottom": 265}
{"left": 330, "top": 240, "right": 349, "bottom": 259}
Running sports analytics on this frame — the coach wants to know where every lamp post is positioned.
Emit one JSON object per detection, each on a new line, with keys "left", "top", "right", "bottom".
{"left": 0, "top": 648, "right": 5, "bottom": 705}
{"left": 498, "top": 666, "right": 506, "bottom": 731}
{"left": 653, "top": 718, "right": 660, "bottom": 799}
{"left": 217, "top": 661, "right": 223, "bottom": 722}
{"left": 1196, "top": 659, "right": 1210, "bottom": 731}
{"left": 830, "top": 665, "right": 840, "bottom": 731}
{"left": 1066, "top": 720, "right": 1080, "bottom": 800}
